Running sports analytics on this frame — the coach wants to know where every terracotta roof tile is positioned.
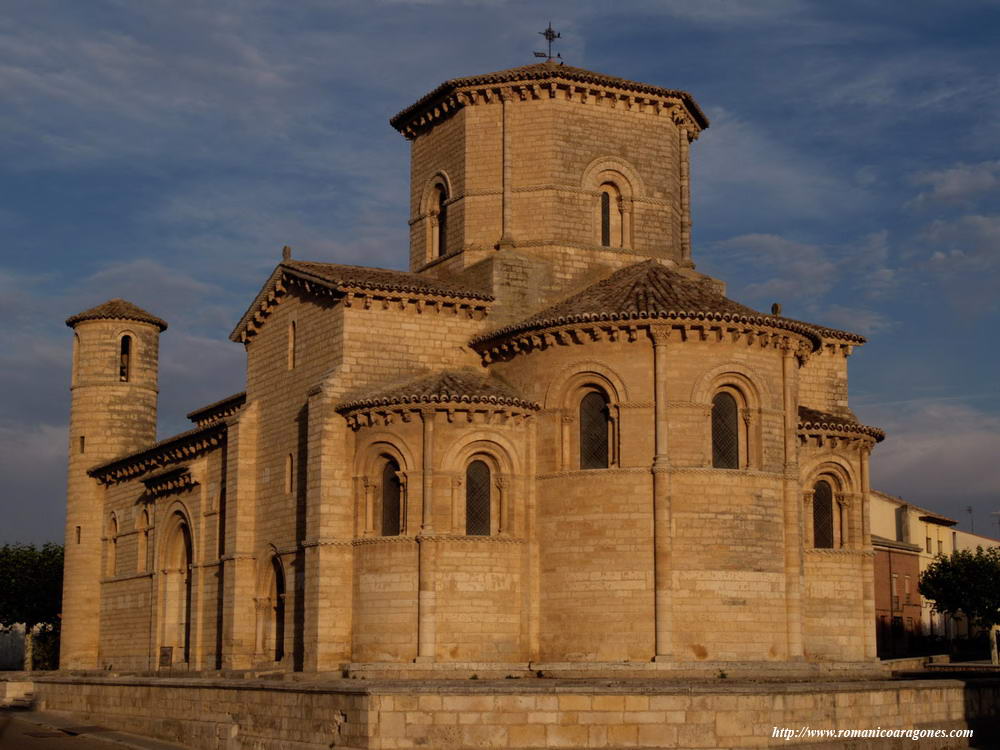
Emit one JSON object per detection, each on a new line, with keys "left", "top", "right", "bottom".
{"left": 391, "top": 61, "right": 708, "bottom": 132}
{"left": 285, "top": 260, "right": 492, "bottom": 301}
{"left": 472, "top": 260, "right": 822, "bottom": 346}
{"left": 337, "top": 369, "right": 539, "bottom": 413}
{"left": 65, "top": 299, "right": 167, "bottom": 331}
{"left": 186, "top": 391, "right": 247, "bottom": 425}
{"left": 798, "top": 406, "right": 885, "bottom": 442}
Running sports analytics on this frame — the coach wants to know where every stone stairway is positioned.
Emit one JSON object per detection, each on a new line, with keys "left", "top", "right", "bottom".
{"left": 0, "top": 681, "right": 34, "bottom": 708}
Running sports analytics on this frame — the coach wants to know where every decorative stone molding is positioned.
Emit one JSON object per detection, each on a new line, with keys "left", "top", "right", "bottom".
{"left": 391, "top": 66, "right": 708, "bottom": 141}
{"left": 416, "top": 534, "right": 527, "bottom": 545}
{"left": 537, "top": 467, "right": 649, "bottom": 480}
{"left": 90, "top": 422, "right": 226, "bottom": 485}
{"left": 231, "top": 264, "right": 491, "bottom": 344}
{"left": 140, "top": 467, "right": 198, "bottom": 498}
{"left": 477, "top": 320, "right": 818, "bottom": 366}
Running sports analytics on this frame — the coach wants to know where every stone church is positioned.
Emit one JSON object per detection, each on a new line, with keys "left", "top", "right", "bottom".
{"left": 60, "top": 61, "right": 885, "bottom": 675}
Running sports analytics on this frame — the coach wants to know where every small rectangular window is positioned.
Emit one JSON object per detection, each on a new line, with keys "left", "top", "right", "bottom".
{"left": 287, "top": 321, "right": 296, "bottom": 370}
{"left": 938, "top": 540, "right": 943, "bottom": 554}
{"left": 79, "top": 435, "right": 85, "bottom": 454}
{"left": 926, "top": 537, "right": 932, "bottom": 553}
{"left": 75, "top": 526, "right": 81, "bottom": 544}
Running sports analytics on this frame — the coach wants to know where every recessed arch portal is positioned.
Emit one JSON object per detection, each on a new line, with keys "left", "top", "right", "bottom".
{"left": 160, "top": 510, "right": 193, "bottom": 665}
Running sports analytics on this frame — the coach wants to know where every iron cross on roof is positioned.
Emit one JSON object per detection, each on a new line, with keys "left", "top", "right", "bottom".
{"left": 534, "top": 22, "right": 563, "bottom": 63}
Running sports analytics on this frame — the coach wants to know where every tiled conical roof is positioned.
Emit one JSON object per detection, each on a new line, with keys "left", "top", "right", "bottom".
{"left": 798, "top": 406, "right": 884, "bottom": 442}
{"left": 65, "top": 299, "right": 167, "bottom": 331}
{"left": 337, "top": 369, "right": 539, "bottom": 413}
{"left": 472, "top": 260, "right": 822, "bottom": 346}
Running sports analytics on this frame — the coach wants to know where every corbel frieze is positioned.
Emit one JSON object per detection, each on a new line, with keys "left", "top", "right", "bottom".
{"left": 477, "top": 319, "right": 814, "bottom": 365}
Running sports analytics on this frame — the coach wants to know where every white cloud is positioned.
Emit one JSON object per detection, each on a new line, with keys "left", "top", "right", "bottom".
{"left": 864, "top": 401, "right": 1000, "bottom": 506}
{"left": 711, "top": 233, "right": 837, "bottom": 303}
{"left": 920, "top": 214, "right": 1000, "bottom": 313}
{"left": 0, "top": 421, "right": 67, "bottom": 544}
{"left": 695, "top": 108, "right": 860, "bottom": 221}
{"left": 819, "top": 305, "right": 894, "bottom": 336}
{"left": 910, "top": 160, "right": 1000, "bottom": 206}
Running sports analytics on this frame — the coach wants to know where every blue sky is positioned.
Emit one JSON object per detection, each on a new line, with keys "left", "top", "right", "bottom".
{"left": 3, "top": 0, "right": 999, "bottom": 543}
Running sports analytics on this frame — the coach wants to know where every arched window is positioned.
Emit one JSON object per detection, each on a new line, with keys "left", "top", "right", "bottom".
{"left": 599, "top": 183, "right": 622, "bottom": 248}
{"left": 711, "top": 392, "right": 740, "bottom": 469}
{"left": 813, "top": 480, "right": 834, "bottom": 549}
{"left": 107, "top": 515, "right": 118, "bottom": 577}
{"left": 137, "top": 509, "right": 150, "bottom": 572}
{"left": 119, "top": 335, "right": 132, "bottom": 382}
{"left": 579, "top": 390, "right": 611, "bottom": 469}
{"left": 381, "top": 458, "right": 402, "bottom": 536}
{"left": 270, "top": 557, "right": 285, "bottom": 662}
{"left": 465, "top": 460, "right": 491, "bottom": 536}
{"left": 435, "top": 185, "right": 448, "bottom": 258}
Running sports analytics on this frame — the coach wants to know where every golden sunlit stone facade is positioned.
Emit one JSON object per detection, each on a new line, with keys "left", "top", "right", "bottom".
{"left": 61, "top": 62, "right": 884, "bottom": 675}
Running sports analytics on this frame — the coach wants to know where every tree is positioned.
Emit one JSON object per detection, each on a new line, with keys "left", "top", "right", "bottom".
{"left": 919, "top": 546, "right": 1000, "bottom": 663}
{"left": 0, "top": 542, "right": 64, "bottom": 670}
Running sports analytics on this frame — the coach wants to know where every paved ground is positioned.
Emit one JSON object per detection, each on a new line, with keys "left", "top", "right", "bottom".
{"left": 0, "top": 710, "right": 190, "bottom": 750}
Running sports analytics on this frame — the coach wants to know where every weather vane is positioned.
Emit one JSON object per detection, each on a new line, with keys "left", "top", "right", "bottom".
{"left": 534, "top": 22, "right": 563, "bottom": 64}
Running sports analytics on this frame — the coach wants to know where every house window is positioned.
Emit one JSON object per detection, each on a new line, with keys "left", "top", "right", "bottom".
{"left": 711, "top": 392, "right": 740, "bottom": 469}
{"left": 119, "top": 335, "right": 132, "bottom": 382}
{"left": 435, "top": 185, "right": 448, "bottom": 258}
{"left": 381, "top": 458, "right": 402, "bottom": 536}
{"left": 926, "top": 537, "right": 932, "bottom": 553}
{"left": 904, "top": 575, "right": 911, "bottom": 604}
{"left": 138, "top": 509, "right": 150, "bottom": 572}
{"left": 465, "top": 460, "right": 491, "bottom": 536}
{"left": 579, "top": 390, "right": 610, "bottom": 469}
{"left": 812, "top": 480, "right": 834, "bottom": 548}
{"left": 891, "top": 573, "right": 899, "bottom": 611}
{"left": 937, "top": 540, "right": 943, "bottom": 555}
{"left": 598, "top": 183, "right": 622, "bottom": 248}
{"left": 107, "top": 515, "right": 118, "bottom": 577}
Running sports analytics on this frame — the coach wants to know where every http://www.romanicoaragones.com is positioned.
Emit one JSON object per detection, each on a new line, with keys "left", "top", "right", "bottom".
{"left": 772, "top": 726, "right": 973, "bottom": 741}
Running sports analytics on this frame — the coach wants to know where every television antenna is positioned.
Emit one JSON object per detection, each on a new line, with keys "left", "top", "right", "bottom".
{"left": 534, "top": 22, "right": 563, "bottom": 64}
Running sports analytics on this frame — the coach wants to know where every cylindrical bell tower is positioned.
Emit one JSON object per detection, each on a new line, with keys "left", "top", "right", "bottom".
{"left": 61, "top": 299, "right": 166, "bottom": 669}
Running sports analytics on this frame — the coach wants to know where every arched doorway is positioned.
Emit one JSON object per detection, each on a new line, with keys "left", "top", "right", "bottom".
{"left": 256, "top": 555, "right": 286, "bottom": 663}
{"left": 161, "top": 512, "right": 193, "bottom": 665}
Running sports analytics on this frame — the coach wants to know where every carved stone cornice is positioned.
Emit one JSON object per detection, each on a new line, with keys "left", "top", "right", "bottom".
{"left": 90, "top": 422, "right": 226, "bottom": 486}
{"left": 476, "top": 319, "right": 814, "bottom": 365}
{"left": 797, "top": 407, "right": 885, "bottom": 447}
{"left": 140, "top": 466, "right": 198, "bottom": 498}
{"left": 390, "top": 64, "right": 708, "bottom": 141}
{"left": 231, "top": 264, "right": 492, "bottom": 344}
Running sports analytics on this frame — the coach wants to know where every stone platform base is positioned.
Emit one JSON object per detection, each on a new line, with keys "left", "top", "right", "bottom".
{"left": 344, "top": 660, "right": 888, "bottom": 682}
{"left": 15, "top": 673, "right": 1000, "bottom": 749}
